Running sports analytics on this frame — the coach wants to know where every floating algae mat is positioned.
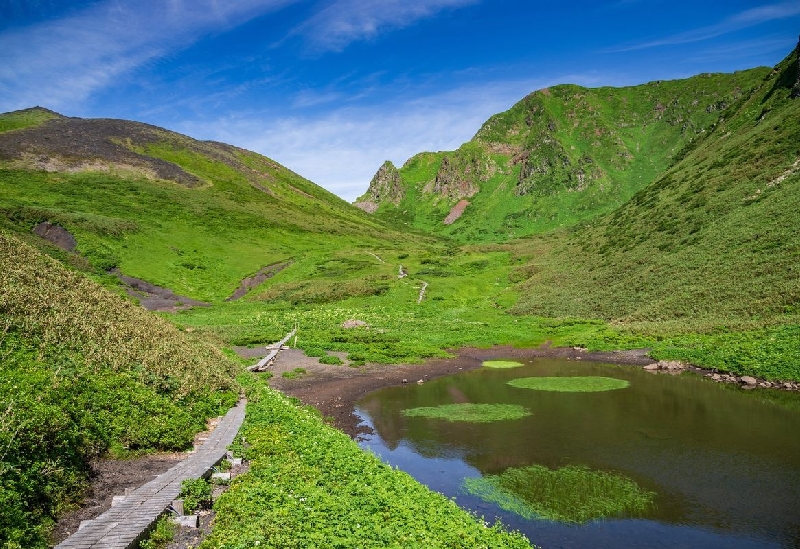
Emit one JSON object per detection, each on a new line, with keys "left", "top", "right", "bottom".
{"left": 356, "top": 357, "right": 800, "bottom": 548}
{"left": 401, "top": 403, "right": 530, "bottom": 423}
{"left": 483, "top": 360, "right": 524, "bottom": 369}
{"left": 508, "top": 376, "right": 629, "bottom": 392}
{"left": 463, "top": 464, "right": 656, "bottom": 523}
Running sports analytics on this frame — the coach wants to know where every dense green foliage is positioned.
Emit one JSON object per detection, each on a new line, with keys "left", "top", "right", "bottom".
{"left": 365, "top": 68, "right": 769, "bottom": 241}
{"left": 507, "top": 377, "right": 630, "bottom": 392}
{"left": 463, "top": 465, "right": 655, "bottom": 523}
{"left": 201, "top": 377, "right": 531, "bottom": 548}
{"left": 402, "top": 403, "right": 532, "bottom": 423}
{"left": 139, "top": 517, "right": 177, "bottom": 549}
{"left": 180, "top": 478, "right": 213, "bottom": 514}
{"left": 0, "top": 233, "right": 238, "bottom": 548}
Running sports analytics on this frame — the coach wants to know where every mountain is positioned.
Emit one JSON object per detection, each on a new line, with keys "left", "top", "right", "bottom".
{"left": 357, "top": 66, "right": 772, "bottom": 242}
{"left": 508, "top": 40, "right": 800, "bottom": 330}
{"left": 0, "top": 108, "right": 413, "bottom": 302}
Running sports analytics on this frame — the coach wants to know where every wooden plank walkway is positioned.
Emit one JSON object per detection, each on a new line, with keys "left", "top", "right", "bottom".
{"left": 55, "top": 400, "right": 247, "bottom": 549}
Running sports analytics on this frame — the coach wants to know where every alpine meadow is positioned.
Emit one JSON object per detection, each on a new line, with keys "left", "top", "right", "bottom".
{"left": 1, "top": 28, "right": 799, "bottom": 549}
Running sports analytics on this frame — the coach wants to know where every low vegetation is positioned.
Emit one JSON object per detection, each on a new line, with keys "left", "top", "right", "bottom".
{"left": 483, "top": 360, "right": 524, "bottom": 369}
{"left": 463, "top": 465, "right": 656, "bottom": 523}
{"left": 0, "top": 233, "right": 238, "bottom": 548}
{"left": 402, "top": 403, "right": 532, "bottom": 423}
{"left": 507, "top": 377, "right": 630, "bottom": 392}
{"left": 201, "top": 377, "right": 531, "bottom": 548}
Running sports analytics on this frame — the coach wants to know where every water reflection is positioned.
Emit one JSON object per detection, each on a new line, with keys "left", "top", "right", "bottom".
{"left": 356, "top": 358, "right": 800, "bottom": 548}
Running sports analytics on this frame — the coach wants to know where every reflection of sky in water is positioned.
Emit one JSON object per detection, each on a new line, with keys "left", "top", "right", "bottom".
{"left": 357, "top": 409, "right": 783, "bottom": 549}
{"left": 354, "top": 358, "right": 800, "bottom": 549}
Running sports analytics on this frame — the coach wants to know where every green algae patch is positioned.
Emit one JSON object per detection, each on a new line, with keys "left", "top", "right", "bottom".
{"left": 402, "top": 403, "right": 531, "bottom": 423}
{"left": 483, "top": 360, "right": 524, "bottom": 369}
{"left": 508, "top": 376, "right": 629, "bottom": 392}
{"left": 463, "top": 465, "right": 655, "bottom": 523}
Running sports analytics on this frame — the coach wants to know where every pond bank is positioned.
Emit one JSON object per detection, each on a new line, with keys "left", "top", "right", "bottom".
{"left": 268, "top": 344, "right": 655, "bottom": 437}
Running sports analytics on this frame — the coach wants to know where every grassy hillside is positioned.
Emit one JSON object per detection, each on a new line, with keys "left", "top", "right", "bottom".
{"left": 506, "top": 44, "right": 800, "bottom": 379}
{"left": 0, "top": 110, "right": 412, "bottom": 302}
{"left": 2, "top": 43, "right": 799, "bottom": 548}
{"left": 0, "top": 232, "right": 239, "bottom": 548}
{"left": 360, "top": 68, "right": 770, "bottom": 241}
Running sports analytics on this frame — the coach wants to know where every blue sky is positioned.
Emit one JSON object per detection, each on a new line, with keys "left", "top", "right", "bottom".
{"left": 1, "top": 1, "right": 799, "bottom": 200}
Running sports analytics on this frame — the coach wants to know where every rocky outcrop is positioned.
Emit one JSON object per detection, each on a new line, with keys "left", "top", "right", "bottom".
{"left": 354, "top": 160, "right": 404, "bottom": 213}
{"left": 425, "top": 146, "right": 495, "bottom": 201}
{"left": 32, "top": 221, "right": 77, "bottom": 251}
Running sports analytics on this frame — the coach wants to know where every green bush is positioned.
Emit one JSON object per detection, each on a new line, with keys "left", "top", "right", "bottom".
{"left": 180, "top": 478, "right": 212, "bottom": 514}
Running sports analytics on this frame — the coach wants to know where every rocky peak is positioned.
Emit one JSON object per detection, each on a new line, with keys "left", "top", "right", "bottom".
{"left": 354, "top": 160, "right": 404, "bottom": 213}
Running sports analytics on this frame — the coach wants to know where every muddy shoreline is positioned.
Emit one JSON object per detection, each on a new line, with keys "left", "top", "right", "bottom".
{"left": 267, "top": 345, "right": 655, "bottom": 438}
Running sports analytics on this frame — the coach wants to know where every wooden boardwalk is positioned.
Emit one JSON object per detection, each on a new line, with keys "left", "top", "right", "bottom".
{"left": 55, "top": 400, "right": 246, "bottom": 549}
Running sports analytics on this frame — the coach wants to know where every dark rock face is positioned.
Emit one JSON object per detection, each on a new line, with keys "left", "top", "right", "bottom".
{"left": 32, "top": 221, "right": 77, "bottom": 251}
{"left": 0, "top": 116, "right": 203, "bottom": 186}
{"left": 431, "top": 156, "right": 479, "bottom": 200}
{"left": 354, "top": 160, "right": 404, "bottom": 212}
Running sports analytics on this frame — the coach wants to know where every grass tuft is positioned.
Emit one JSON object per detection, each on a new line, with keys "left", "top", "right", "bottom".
{"left": 402, "top": 403, "right": 532, "bottom": 423}
{"left": 483, "top": 360, "right": 524, "bottom": 369}
{"left": 463, "top": 464, "right": 656, "bottom": 523}
{"left": 508, "top": 376, "right": 629, "bottom": 392}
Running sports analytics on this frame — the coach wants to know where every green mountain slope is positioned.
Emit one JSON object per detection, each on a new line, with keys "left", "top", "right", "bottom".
{"left": 0, "top": 232, "right": 239, "bottom": 547}
{"left": 358, "top": 67, "right": 770, "bottom": 241}
{"left": 0, "top": 110, "right": 412, "bottom": 301}
{"left": 501, "top": 42, "right": 800, "bottom": 378}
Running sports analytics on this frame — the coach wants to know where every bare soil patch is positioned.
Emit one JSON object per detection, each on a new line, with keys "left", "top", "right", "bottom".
{"left": 226, "top": 261, "right": 290, "bottom": 301}
{"left": 51, "top": 453, "right": 185, "bottom": 545}
{"left": 110, "top": 268, "right": 209, "bottom": 312}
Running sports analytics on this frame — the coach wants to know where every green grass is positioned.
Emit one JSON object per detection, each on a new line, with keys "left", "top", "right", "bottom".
{"left": 483, "top": 360, "right": 524, "bottom": 369}
{"left": 139, "top": 517, "right": 177, "bottom": 549}
{"left": 402, "top": 404, "right": 532, "bottom": 423}
{"left": 200, "top": 376, "right": 532, "bottom": 548}
{"left": 370, "top": 68, "right": 770, "bottom": 242}
{"left": 282, "top": 367, "right": 307, "bottom": 379}
{"left": 507, "top": 377, "right": 630, "bottom": 392}
{"left": 0, "top": 107, "right": 59, "bottom": 133}
{"left": 0, "top": 233, "right": 238, "bottom": 548}
{"left": 463, "top": 465, "right": 656, "bottom": 523}
{"left": 180, "top": 478, "right": 213, "bottom": 514}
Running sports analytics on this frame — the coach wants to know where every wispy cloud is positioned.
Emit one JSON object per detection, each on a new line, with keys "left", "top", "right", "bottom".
{"left": 178, "top": 72, "right": 617, "bottom": 201}
{"left": 0, "top": 0, "right": 295, "bottom": 112}
{"left": 289, "top": 0, "right": 479, "bottom": 52}
{"left": 605, "top": 1, "right": 800, "bottom": 52}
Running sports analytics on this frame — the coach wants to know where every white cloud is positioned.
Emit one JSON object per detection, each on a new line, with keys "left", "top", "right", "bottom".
{"left": 605, "top": 1, "right": 800, "bottom": 52}
{"left": 0, "top": 0, "right": 294, "bottom": 112}
{"left": 289, "top": 0, "right": 479, "bottom": 52}
{"left": 177, "top": 73, "right": 618, "bottom": 202}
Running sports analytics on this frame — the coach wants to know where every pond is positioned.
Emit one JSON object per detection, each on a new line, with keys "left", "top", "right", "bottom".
{"left": 355, "top": 358, "right": 800, "bottom": 548}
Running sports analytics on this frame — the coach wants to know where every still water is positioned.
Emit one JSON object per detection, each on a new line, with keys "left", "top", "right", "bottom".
{"left": 355, "top": 359, "right": 800, "bottom": 548}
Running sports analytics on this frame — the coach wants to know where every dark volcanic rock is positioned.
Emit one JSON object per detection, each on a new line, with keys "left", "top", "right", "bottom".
{"left": 355, "top": 160, "right": 404, "bottom": 213}
{"left": 32, "top": 221, "right": 77, "bottom": 251}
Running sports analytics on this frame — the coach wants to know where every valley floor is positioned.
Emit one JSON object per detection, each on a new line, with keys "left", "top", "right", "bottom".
{"left": 267, "top": 345, "right": 655, "bottom": 437}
